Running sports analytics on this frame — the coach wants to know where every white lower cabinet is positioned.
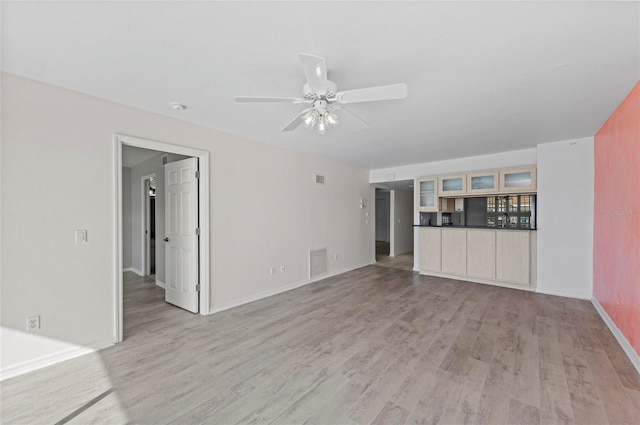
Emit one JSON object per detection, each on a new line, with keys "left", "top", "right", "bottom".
{"left": 496, "top": 231, "right": 530, "bottom": 285}
{"left": 441, "top": 229, "right": 467, "bottom": 275}
{"left": 419, "top": 227, "right": 536, "bottom": 290}
{"left": 466, "top": 230, "right": 496, "bottom": 279}
{"left": 419, "top": 227, "right": 441, "bottom": 272}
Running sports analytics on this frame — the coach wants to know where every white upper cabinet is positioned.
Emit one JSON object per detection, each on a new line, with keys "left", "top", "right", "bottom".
{"left": 415, "top": 166, "right": 536, "bottom": 210}
{"left": 438, "top": 174, "right": 467, "bottom": 196}
{"left": 499, "top": 167, "right": 537, "bottom": 193}
{"left": 416, "top": 177, "right": 438, "bottom": 211}
{"left": 467, "top": 171, "right": 499, "bottom": 195}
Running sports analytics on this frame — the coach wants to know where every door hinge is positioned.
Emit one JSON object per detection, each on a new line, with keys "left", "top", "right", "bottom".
{"left": 196, "top": 284, "right": 201, "bottom": 292}
{"left": 195, "top": 171, "right": 200, "bottom": 179}
{"left": 195, "top": 227, "right": 200, "bottom": 235}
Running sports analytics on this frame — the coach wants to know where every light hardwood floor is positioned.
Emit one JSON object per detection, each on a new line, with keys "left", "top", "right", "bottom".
{"left": 2, "top": 267, "right": 640, "bottom": 424}
{"left": 375, "top": 241, "right": 415, "bottom": 272}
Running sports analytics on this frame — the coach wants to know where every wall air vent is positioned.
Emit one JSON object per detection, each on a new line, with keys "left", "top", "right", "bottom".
{"left": 309, "top": 248, "right": 328, "bottom": 279}
{"left": 315, "top": 174, "right": 325, "bottom": 185}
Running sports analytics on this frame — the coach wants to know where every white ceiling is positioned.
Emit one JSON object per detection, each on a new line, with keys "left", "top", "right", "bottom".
{"left": 3, "top": 2, "right": 638, "bottom": 169}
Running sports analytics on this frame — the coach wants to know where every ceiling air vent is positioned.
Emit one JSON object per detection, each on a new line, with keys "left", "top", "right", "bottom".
{"left": 315, "top": 174, "right": 325, "bottom": 185}
{"left": 161, "top": 154, "right": 168, "bottom": 166}
{"left": 309, "top": 248, "right": 327, "bottom": 279}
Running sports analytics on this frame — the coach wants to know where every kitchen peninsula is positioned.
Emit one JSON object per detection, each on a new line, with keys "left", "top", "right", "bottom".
{"left": 414, "top": 166, "right": 537, "bottom": 291}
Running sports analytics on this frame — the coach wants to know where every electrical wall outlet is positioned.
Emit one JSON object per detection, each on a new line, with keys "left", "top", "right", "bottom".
{"left": 27, "top": 315, "right": 40, "bottom": 332}
{"left": 270, "top": 267, "right": 276, "bottom": 275}
{"left": 280, "top": 266, "right": 285, "bottom": 273}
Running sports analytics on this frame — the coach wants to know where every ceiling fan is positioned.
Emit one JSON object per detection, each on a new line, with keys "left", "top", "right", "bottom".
{"left": 235, "top": 53, "right": 408, "bottom": 134}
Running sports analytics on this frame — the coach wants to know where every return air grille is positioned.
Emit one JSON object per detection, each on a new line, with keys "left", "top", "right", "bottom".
{"left": 309, "top": 248, "right": 327, "bottom": 279}
{"left": 315, "top": 174, "right": 325, "bottom": 184}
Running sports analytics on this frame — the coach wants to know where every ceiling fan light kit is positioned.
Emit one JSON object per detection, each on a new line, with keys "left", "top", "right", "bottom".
{"left": 235, "top": 53, "right": 407, "bottom": 134}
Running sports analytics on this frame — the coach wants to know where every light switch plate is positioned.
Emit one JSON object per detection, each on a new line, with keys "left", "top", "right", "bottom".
{"left": 75, "top": 229, "right": 88, "bottom": 243}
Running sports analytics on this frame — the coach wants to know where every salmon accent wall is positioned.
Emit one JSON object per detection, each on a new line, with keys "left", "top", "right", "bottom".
{"left": 594, "top": 81, "right": 640, "bottom": 356}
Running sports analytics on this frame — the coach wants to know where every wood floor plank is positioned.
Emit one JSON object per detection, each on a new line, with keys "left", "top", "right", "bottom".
{"left": 582, "top": 347, "right": 637, "bottom": 424}
{"left": 555, "top": 322, "right": 601, "bottom": 402}
{"left": 2, "top": 269, "right": 640, "bottom": 425}
{"left": 569, "top": 392, "right": 609, "bottom": 425}
{"left": 539, "top": 363, "right": 576, "bottom": 425}
{"left": 346, "top": 360, "right": 411, "bottom": 425}
{"left": 391, "top": 331, "right": 457, "bottom": 411}
{"left": 592, "top": 326, "right": 640, "bottom": 391}
{"left": 268, "top": 372, "right": 349, "bottom": 425}
{"left": 507, "top": 398, "right": 541, "bottom": 425}
{"left": 437, "top": 362, "right": 486, "bottom": 425}
{"left": 473, "top": 387, "right": 511, "bottom": 425}
{"left": 370, "top": 401, "right": 410, "bottom": 425}
{"left": 406, "top": 370, "right": 464, "bottom": 425}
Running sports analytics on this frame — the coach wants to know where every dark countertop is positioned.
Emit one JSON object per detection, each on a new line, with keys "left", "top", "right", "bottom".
{"left": 413, "top": 224, "right": 536, "bottom": 231}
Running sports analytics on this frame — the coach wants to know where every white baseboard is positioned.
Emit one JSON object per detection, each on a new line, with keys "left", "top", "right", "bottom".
{"left": 208, "top": 261, "right": 375, "bottom": 315}
{"left": 591, "top": 297, "right": 640, "bottom": 375}
{"left": 0, "top": 341, "right": 113, "bottom": 382}
{"left": 535, "top": 288, "right": 592, "bottom": 300}
{"left": 124, "top": 267, "right": 144, "bottom": 276}
{"left": 155, "top": 279, "right": 165, "bottom": 289}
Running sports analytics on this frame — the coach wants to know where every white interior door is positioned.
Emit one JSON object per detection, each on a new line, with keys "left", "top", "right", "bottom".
{"left": 164, "top": 157, "right": 199, "bottom": 313}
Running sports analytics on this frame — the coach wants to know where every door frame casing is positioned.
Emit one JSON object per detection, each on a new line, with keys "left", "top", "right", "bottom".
{"left": 114, "top": 134, "right": 211, "bottom": 343}
{"left": 141, "top": 173, "right": 156, "bottom": 277}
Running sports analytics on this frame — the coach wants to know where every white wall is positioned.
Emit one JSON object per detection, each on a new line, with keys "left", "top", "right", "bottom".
{"left": 536, "top": 137, "right": 594, "bottom": 299}
{"left": 391, "top": 190, "right": 414, "bottom": 256}
{"left": 1, "top": 73, "right": 374, "bottom": 377}
{"left": 122, "top": 167, "right": 132, "bottom": 270}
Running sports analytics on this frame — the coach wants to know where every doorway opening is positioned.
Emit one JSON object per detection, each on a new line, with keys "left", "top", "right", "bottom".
{"left": 142, "top": 174, "right": 156, "bottom": 279}
{"left": 375, "top": 188, "right": 391, "bottom": 257}
{"left": 115, "top": 134, "right": 211, "bottom": 344}
{"left": 373, "top": 180, "right": 415, "bottom": 272}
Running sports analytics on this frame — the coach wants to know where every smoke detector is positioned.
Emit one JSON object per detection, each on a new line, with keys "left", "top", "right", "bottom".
{"left": 170, "top": 102, "right": 187, "bottom": 111}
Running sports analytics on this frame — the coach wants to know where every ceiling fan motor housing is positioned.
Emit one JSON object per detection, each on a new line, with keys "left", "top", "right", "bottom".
{"left": 303, "top": 80, "right": 339, "bottom": 101}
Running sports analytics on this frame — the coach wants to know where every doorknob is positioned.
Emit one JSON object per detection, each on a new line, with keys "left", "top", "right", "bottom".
{"left": 163, "top": 237, "right": 169, "bottom": 242}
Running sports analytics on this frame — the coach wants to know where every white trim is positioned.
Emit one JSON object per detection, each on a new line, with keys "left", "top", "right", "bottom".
{"left": 115, "top": 141, "right": 123, "bottom": 344}
{"left": 209, "top": 261, "right": 375, "bottom": 315}
{"left": 0, "top": 341, "right": 112, "bottom": 382}
{"left": 591, "top": 297, "right": 640, "bottom": 375}
{"left": 123, "top": 267, "right": 144, "bottom": 276}
{"left": 114, "top": 134, "right": 211, "bottom": 343}
{"left": 155, "top": 279, "right": 166, "bottom": 289}
{"left": 535, "top": 288, "right": 592, "bottom": 300}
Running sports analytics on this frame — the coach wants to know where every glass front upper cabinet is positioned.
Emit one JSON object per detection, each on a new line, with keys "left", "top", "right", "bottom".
{"left": 416, "top": 177, "right": 438, "bottom": 211}
{"left": 499, "top": 167, "right": 537, "bottom": 192}
{"left": 438, "top": 175, "right": 466, "bottom": 196}
{"left": 466, "top": 171, "right": 499, "bottom": 195}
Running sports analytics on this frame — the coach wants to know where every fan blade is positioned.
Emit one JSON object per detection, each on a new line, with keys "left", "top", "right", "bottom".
{"left": 339, "top": 106, "right": 369, "bottom": 131}
{"left": 281, "top": 108, "right": 311, "bottom": 132}
{"left": 235, "top": 96, "right": 305, "bottom": 103}
{"left": 299, "top": 53, "right": 328, "bottom": 95}
{"left": 336, "top": 83, "right": 407, "bottom": 104}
